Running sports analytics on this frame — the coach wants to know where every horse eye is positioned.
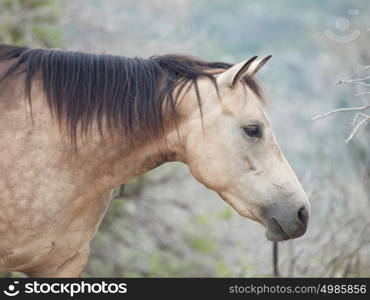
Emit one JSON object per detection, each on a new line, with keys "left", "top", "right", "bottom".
{"left": 243, "top": 125, "right": 262, "bottom": 138}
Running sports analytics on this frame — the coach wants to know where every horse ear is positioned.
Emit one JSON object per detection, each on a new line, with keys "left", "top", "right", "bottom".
{"left": 247, "top": 55, "right": 272, "bottom": 76}
{"left": 217, "top": 55, "right": 272, "bottom": 90}
{"left": 217, "top": 56, "right": 258, "bottom": 89}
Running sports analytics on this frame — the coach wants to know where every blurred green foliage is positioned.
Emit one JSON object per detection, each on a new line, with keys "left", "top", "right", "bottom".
{"left": 0, "top": 0, "right": 62, "bottom": 47}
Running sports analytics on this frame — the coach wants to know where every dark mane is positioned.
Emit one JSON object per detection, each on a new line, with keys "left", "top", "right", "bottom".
{"left": 0, "top": 44, "right": 262, "bottom": 143}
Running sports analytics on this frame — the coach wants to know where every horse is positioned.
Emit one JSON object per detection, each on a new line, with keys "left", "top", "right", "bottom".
{"left": 0, "top": 44, "right": 310, "bottom": 277}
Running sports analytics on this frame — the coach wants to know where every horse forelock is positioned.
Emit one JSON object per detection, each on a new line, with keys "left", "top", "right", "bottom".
{"left": 0, "top": 44, "right": 263, "bottom": 143}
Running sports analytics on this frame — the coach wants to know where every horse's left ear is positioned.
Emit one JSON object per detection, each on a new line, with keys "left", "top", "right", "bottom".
{"left": 247, "top": 55, "right": 272, "bottom": 76}
{"left": 217, "top": 55, "right": 272, "bottom": 90}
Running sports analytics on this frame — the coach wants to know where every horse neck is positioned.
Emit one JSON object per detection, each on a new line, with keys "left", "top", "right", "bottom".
{"left": 82, "top": 98, "right": 197, "bottom": 190}
{"left": 61, "top": 79, "right": 207, "bottom": 193}
{"left": 72, "top": 134, "right": 173, "bottom": 191}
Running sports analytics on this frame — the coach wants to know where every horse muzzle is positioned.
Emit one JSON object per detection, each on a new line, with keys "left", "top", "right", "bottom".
{"left": 264, "top": 204, "right": 309, "bottom": 242}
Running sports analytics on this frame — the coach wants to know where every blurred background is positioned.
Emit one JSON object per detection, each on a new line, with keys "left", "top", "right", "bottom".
{"left": 0, "top": 0, "right": 369, "bottom": 277}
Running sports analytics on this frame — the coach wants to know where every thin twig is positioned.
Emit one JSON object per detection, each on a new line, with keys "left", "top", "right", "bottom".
{"left": 336, "top": 80, "right": 370, "bottom": 87}
{"left": 345, "top": 114, "right": 370, "bottom": 143}
{"left": 314, "top": 63, "right": 370, "bottom": 143}
{"left": 312, "top": 105, "right": 370, "bottom": 121}
{"left": 343, "top": 76, "right": 370, "bottom": 82}
{"left": 352, "top": 112, "right": 363, "bottom": 126}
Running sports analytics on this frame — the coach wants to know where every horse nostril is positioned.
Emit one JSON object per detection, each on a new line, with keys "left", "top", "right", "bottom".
{"left": 297, "top": 206, "right": 308, "bottom": 225}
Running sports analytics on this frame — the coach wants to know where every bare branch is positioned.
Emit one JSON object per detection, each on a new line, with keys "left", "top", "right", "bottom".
{"left": 312, "top": 105, "right": 370, "bottom": 121}
{"left": 336, "top": 80, "right": 370, "bottom": 87}
{"left": 314, "top": 64, "right": 370, "bottom": 143}
{"left": 345, "top": 114, "right": 370, "bottom": 143}
{"left": 344, "top": 76, "right": 370, "bottom": 82}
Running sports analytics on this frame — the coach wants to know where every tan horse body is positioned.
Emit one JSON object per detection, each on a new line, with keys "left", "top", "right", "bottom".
{"left": 0, "top": 46, "right": 309, "bottom": 277}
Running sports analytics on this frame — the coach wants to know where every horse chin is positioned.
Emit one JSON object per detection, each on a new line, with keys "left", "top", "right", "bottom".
{"left": 265, "top": 218, "right": 291, "bottom": 242}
